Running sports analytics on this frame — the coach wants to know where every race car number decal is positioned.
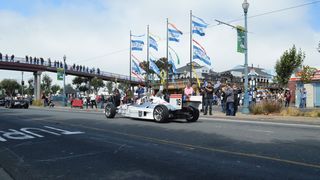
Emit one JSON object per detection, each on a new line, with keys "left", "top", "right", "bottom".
{"left": 176, "top": 99, "right": 181, "bottom": 106}
{"left": 138, "top": 111, "right": 142, "bottom": 117}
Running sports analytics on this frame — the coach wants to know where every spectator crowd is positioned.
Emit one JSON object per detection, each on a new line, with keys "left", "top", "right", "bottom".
{"left": 0, "top": 52, "right": 101, "bottom": 76}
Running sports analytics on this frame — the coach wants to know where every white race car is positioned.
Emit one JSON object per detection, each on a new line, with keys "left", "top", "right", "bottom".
{"left": 104, "top": 94, "right": 201, "bottom": 123}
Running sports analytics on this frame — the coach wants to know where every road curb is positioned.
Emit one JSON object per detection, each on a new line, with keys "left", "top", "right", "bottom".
{"left": 0, "top": 168, "right": 13, "bottom": 180}
{"left": 28, "top": 106, "right": 320, "bottom": 125}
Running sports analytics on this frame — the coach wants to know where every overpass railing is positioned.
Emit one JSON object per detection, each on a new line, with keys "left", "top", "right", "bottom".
{"left": 0, "top": 56, "right": 141, "bottom": 83}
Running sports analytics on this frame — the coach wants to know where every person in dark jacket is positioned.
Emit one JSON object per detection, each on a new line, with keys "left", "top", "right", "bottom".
{"left": 10, "top": 54, "right": 15, "bottom": 62}
{"left": 233, "top": 84, "right": 241, "bottom": 116}
{"left": 203, "top": 82, "right": 214, "bottom": 115}
{"left": 224, "top": 83, "right": 234, "bottom": 116}
{"left": 220, "top": 87, "right": 226, "bottom": 113}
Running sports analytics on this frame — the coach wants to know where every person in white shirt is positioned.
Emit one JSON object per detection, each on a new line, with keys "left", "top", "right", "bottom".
{"left": 90, "top": 93, "right": 97, "bottom": 109}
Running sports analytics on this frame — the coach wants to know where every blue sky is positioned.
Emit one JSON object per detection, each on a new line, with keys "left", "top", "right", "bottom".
{"left": 0, "top": 0, "right": 319, "bottom": 84}
{"left": 308, "top": 3, "right": 320, "bottom": 30}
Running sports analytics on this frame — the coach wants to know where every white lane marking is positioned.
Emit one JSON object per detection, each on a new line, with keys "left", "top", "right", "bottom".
{"left": 248, "top": 129, "right": 274, "bottom": 133}
{"left": 36, "top": 151, "right": 107, "bottom": 162}
{"left": 44, "top": 126, "right": 84, "bottom": 135}
{"left": 0, "top": 126, "right": 84, "bottom": 142}
{"left": 201, "top": 117, "right": 320, "bottom": 129}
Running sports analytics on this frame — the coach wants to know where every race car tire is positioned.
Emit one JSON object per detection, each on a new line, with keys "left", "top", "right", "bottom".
{"left": 153, "top": 105, "right": 169, "bottom": 123}
{"left": 105, "top": 103, "right": 116, "bottom": 118}
{"left": 24, "top": 104, "right": 29, "bottom": 109}
{"left": 186, "top": 106, "right": 199, "bottom": 122}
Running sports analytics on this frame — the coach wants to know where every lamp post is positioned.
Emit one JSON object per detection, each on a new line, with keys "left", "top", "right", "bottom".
{"left": 242, "top": 0, "right": 250, "bottom": 114}
{"left": 63, "top": 55, "right": 67, "bottom": 106}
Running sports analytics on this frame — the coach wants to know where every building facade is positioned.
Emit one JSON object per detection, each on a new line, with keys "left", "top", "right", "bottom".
{"left": 289, "top": 69, "right": 320, "bottom": 108}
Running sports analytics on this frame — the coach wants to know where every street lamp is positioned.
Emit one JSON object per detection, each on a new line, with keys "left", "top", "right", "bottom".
{"left": 242, "top": 0, "right": 250, "bottom": 114}
{"left": 63, "top": 55, "right": 67, "bottom": 106}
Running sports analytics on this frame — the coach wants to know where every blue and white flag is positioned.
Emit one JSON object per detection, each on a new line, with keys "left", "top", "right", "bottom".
{"left": 132, "top": 59, "right": 145, "bottom": 74}
{"left": 168, "top": 23, "right": 183, "bottom": 42}
{"left": 131, "top": 40, "right": 144, "bottom": 51}
{"left": 149, "top": 36, "right": 158, "bottom": 51}
{"left": 193, "top": 45, "right": 211, "bottom": 66}
{"left": 149, "top": 58, "right": 160, "bottom": 75}
{"left": 192, "top": 15, "right": 208, "bottom": 37}
{"left": 168, "top": 52, "right": 177, "bottom": 74}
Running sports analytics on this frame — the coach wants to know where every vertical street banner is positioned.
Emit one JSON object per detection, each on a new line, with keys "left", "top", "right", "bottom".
{"left": 57, "top": 68, "right": 64, "bottom": 81}
{"left": 237, "top": 26, "right": 246, "bottom": 53}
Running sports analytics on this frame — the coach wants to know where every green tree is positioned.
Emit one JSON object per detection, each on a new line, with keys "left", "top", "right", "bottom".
{"left": 106, "top": 81, "right": 114, "bottom": 95}
{"left": 299, "top": 65, "right": 317, "bottom": 83}
{"left": 41, "top": 74, "right": 52, "bottom": 94}
{"left": 60, "top": 84, "right": 75, "bottom": 94}
{"left": 117, "top": 82, "right": 129, "bottom": 92}
{"left": 25, "top": 78, "right": 34, "bottom": 95}
{"left": 51, "top": 84, "right": 61, "bottom": 94}
{"left": 139, "top": 57, "right": 170, "bottom": 79}
{"left": 90, "top": 77, "right": 104, "bottom": 93}
{"left": 274, "top": 45, "right": 305, "bottom": 87}
{"left": 0, "top": 79, "right": 20, "bottom": 97}
{"left": 72, "top": 76, "right": 89, "bottom": 93}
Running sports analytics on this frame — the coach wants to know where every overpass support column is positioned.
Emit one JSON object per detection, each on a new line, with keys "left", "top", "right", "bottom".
{"left": 33, "top": 71, "right": 42, "bottom": 101}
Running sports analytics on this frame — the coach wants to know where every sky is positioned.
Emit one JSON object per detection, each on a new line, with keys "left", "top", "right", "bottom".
{"left": 0, "top": 0, "right": 319, "bottom": 85}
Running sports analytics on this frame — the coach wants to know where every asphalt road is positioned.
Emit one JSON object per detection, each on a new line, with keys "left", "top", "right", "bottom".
{"left": 0, "top": 107, "right": 320, "bottom": 180}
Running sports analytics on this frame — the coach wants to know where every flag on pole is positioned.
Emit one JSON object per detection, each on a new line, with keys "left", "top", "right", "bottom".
{"left": 168, "top": 23, "right": 183, "bottom": 42}
{"left": 193, "top": 45, "right": 211, "bottom": 66}
{"left": 192, "top": 15, "right": 208, "bottom": 36}
{"left": 169, "top": 46, "right": 180, "bottom": 65}
{"left": 132, "top": 59, "right": 145, "bottom": 75}
{"left": 131, "top": 54, "right": 142, "bottom": 63}
{"left": 131, "top": 40, "right": 144, "bottom": 51}
{"left": 236, "top": 26, "right": 246, "bottom": 53}
{"left": 149, "top": 36, "right": 158, "bottom": 51}
{"left": 168, "top": 52, "right": 177, "bottom": 74}
{"left": 132, "top": 71, "right": 144, "bottom": 81}
{"left": 149, "top": 58, "right": 160, "bottom": 75}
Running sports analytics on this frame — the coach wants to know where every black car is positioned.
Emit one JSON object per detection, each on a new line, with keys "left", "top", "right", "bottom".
{"left": 5, "top": 99, "right": 29, "bottom": 109}
{"left": 0, "top": 99, "right": 5, "bottom": 106}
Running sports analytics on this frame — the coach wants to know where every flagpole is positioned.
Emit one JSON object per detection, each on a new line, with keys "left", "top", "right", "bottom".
{"left": 166, "top": 18, "right": 169, "bottom": 92}
{"left": 146, "top": 25, "right": 150, "bottom": 91}
{"left": 129, "top": 30, "right": 132, "bottom": 90}
{"left": 189, "top": 10, "right": 193, "bottom": 83}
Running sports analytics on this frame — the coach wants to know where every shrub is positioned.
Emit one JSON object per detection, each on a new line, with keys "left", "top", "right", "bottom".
{"left": 280, "top": 107, "right": 302, "bottom": 116}
{"left": 32, "top": 99, "right": 43, "bottom": 107}
{"left": 250, "top": 104, "right": 264, "bottom": 115}
{"left": 263, "top": 101, "right": 282, "bottom": 114}
{"left": 249, "top": 101, "right": 282, "bottom": 115}
{"left": 304, "top": 110, "right": 320, "bottom": 118}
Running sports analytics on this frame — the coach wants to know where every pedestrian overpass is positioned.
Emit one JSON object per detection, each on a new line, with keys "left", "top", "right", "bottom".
{"left": 0, "top": 56, "right": 143, "bottom": 100}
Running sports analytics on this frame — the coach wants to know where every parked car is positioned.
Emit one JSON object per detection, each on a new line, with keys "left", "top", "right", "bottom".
{"left": 0, "top": 98, "right": 5, "bottom": 106}
{"left": 5, "top": 98, "right": 29, "bottom": 109}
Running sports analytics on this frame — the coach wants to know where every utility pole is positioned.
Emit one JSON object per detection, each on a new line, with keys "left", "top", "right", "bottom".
{"left": 189, "top": 10, "right": 193, "bottom": 83}
{"left": 129, "top": 30, "right": 132, "bottom": 90}
{"left": 166, "top": 18, "right": 169, "bottom": 92}
{"left": 63, "top": 55, "right": 67, "bottom": 107}
{"left": 21, "top": 72, "right": 24, "bottom": 97}
{"left": 146, "top": 25, "right": 150, "bottom": 92}
{"left": 242, "top": 0, "right": 250, "bottom": 114}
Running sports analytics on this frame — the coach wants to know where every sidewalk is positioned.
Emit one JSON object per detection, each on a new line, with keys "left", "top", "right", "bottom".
{"left": 30, "top": 105, "right": 320, "bottom": 125}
